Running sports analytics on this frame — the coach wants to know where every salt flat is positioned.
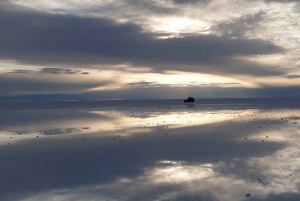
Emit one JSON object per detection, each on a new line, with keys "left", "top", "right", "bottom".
{"left": 0, "top": 98, "right": 300, "bottom": 201}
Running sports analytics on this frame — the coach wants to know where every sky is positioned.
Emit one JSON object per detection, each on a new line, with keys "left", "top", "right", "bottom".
{"left": 0, "top": 0, "right": 300, "bottom": 100}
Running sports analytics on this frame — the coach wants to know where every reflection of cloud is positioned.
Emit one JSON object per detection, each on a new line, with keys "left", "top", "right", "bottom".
{"left": 264, "top": 192, "right": 300, "bottom": 201}
{"left": 0, "top": 115, "right": 286, "bottom": 200}
{"left": 1, "top": 105, "right": 300, "bottom": 200}
{"left": 42, "top": 128, "right": 84, "bottom": 135}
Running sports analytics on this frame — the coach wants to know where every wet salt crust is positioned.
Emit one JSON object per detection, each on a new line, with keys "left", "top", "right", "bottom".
{"left": 0, "top": 98, "right": 300, "bottom": 201}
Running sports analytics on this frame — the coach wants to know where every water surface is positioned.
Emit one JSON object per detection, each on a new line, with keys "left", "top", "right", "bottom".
{"left": 1, "top": 98, "right": 300, "bottom": 200}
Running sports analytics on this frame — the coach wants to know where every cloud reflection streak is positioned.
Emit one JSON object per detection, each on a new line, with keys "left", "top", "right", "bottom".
{"left": 0, "top": 103, "right": 300, "bottom": 200}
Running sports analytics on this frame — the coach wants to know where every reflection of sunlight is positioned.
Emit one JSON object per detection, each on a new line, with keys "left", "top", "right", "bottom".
{"left": 90, "top": 109, "right": 249, "bottom": 131}
{"left": 3, "top": 106, "right": 300, "bottom": 201}
{"left": 149, "top": 161, "right": 214, "bottom": 183}
{"left": 2, "top": 107, "right": 300, "bottom": 145}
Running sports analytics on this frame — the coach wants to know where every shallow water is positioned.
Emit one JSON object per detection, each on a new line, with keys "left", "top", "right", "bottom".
{"left": 0, "top": 98, "right": 300, "bottom": 201}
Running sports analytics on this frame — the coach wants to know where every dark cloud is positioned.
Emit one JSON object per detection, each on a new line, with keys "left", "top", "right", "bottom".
{"left": 0, "top": 8, "right": 284, "bottom": 76}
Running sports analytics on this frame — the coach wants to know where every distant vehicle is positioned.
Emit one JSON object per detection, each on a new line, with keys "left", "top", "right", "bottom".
{"left": 184, "top": 97, "right": 195, "bottom": 103}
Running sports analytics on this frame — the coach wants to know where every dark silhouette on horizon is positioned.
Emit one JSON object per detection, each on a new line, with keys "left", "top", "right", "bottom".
{"left": 184, "top": 97, "right": 195, "bottom": 103}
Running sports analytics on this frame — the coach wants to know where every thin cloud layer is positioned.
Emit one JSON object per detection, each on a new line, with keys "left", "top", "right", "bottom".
{"left": 0, "top": 72, "right": 113, "bottom": 96}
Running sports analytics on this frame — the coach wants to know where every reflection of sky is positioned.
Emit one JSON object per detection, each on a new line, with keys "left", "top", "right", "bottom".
{"left": 0, "top": 101, "right": 300, "bottom": 200}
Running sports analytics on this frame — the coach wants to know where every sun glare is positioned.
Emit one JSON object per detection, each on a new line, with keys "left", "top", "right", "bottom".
{"left": 151, "top": 18, "right": 209, "bottom": 37}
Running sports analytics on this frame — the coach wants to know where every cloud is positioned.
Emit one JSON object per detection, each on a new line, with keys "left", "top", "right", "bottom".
{"left": 0, "top": 73, "right": 112, "bottom": 96}
{"left": 40, "top": 68, "right": 81, "bottom": 74}
{"left": 162, "top": 193, "right": 219, "bottom": 201}
{"left": 212, "top": 10, "right": 267, "bottom": 38}
{"left": 281, "top": 74, "right": 300, "bottom": 79}
{"left": 127, "top": 80, "right": 241, "bottom": 88}
{"left": 0, "top": 7, "right": 284, "bottom": 76}
{"left": 172, "top": 0, "right": 211, "bottom": 4}
{"left": 128, "top": 81, "right": 161, "bottom": 88}
{"left": 265, "top": 0, "right": 300, "bottom": 3}
{"left": 8, "top": 69, "right": 33, "bottom": 74}
{"left": 122, "top": 0, "right": 178, "bottom": 14}
{"left": 264, "top": 192, "right": 300, "bottom": 201}
{"left": 8, "top": 67, "right": 90, "bottom": 75}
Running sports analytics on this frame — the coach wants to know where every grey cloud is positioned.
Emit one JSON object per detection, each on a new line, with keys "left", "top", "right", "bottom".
{"left": 123, "top": 0, "right": 178, "bottom": 14}
{"left": 40, "top": 68, "right": 81, "bottom": 74}
{"left": 264, "top": 192, "right": 300, "bottom": 201}
{"left": 8, "top": 67, "right": 88, "bottom": 75}
{"left": 265, "top": 0, "right": 300, "bottom": 3}
{"left": 77, "top": 0, "right": 179, "bottom": 18}
{"left": 162, "top": 193, "right": 219, "bottom": 201}
{"left": 8, "top": 69, "right": 33, "bottom": 74}
{"left": 281, "top": 74, "right": 300, "bottom": 79}
{"left": 172, "top": 0, "right": 211, "bottom": 4}
{"left": 42, "top": 127, "right": 88, "bottom": 135}
{"left": 0, "top": 8, "right": 284, "bottom": 76}
{"left": 213, "top": 10, "right": 266, "bottom": 38}
{"left": 130, "top": 188, "right": 219, "bottom": 201}
{"left": 297, "top": 182, "right": 300, "bottom": 191}
{"left": 0, "top": 74, "right": 111, "bottom": 95}
{"left": 128, "top": 81, "right": 161, "bottom": 88}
